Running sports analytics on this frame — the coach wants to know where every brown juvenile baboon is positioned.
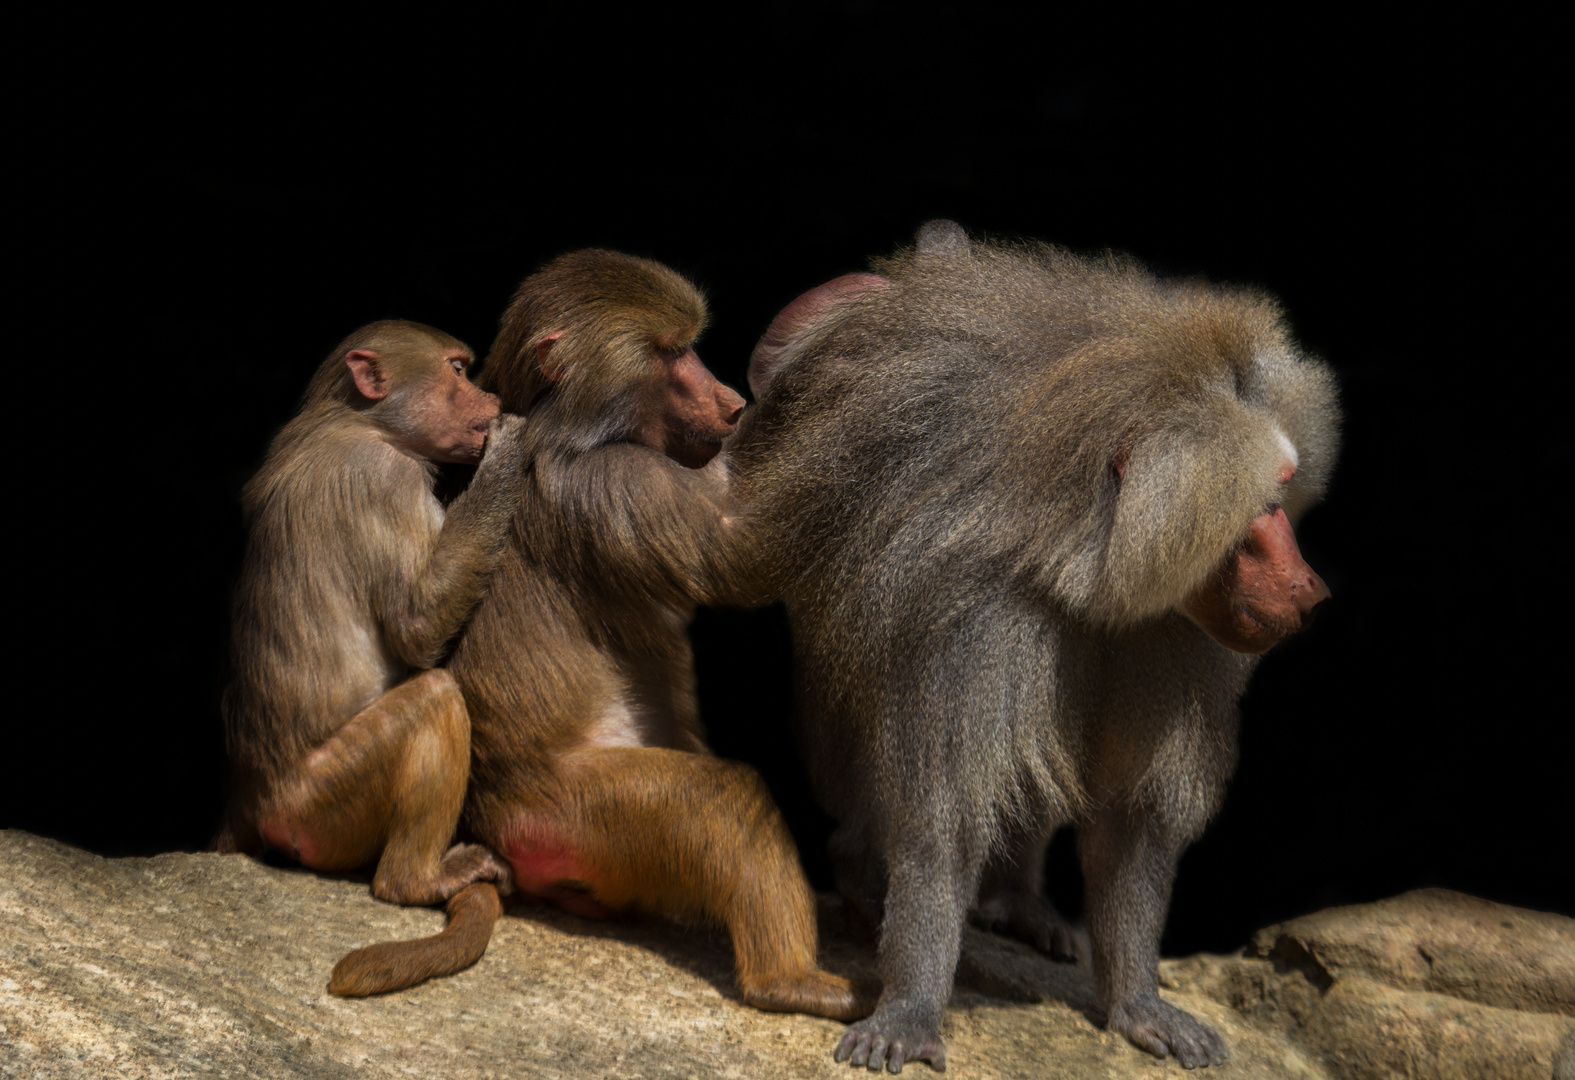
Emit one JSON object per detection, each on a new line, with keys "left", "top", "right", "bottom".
{"left": 729, "top": 220, "right": 1339, "bottom": 1072}
{"left": 218, "top": 320, "right": 524, "bottom": 995}
{"left": 449, "top": 249, "right": 871, "bottom": 1022}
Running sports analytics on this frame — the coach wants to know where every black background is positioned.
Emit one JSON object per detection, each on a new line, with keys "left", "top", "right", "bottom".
{"left": 11, "top": 12, "right": 1569, "bottom": 957}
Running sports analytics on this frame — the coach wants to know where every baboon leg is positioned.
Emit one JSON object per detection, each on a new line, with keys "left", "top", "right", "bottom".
{"left": 834, "top": 821, "right": 981, "bottom": 1074}
{"left": 1078, "top": 808, "right": 1227, "bottom": 1068}
{"left": 499, "top": 746, "right": 873, "bottom": 1022}
{"left": 974, "top": 818, "right": 1080, "bottom": 963}
{"left": 828, "top": 820, "right": 886, "bottom": 933}
{"left": 261, "top": 668, "right": 511, "bottom": 906}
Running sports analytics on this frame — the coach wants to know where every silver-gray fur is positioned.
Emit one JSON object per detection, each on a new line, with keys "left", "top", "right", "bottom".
{"left": 729, "top": 222, "right": 1340, "bottom": 1071}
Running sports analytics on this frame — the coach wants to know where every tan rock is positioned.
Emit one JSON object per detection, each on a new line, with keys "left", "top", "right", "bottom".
{"left": 1249, "top": 889, "right": 1575, "bottom": 1017}
{"left": 1306, "top": 975, "right": 1569, "bottom": 1080}
{"left": 1174, "top": 890, "right": 1575, "bottom": 1080}
{"left": 2, "top": 831, "right": 1570, "bottom": 1079}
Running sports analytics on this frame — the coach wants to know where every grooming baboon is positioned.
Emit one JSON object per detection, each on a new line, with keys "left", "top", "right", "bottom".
{"left": 447, "top": 248, "right": 870, "bottom": 1022}
{"left": 218, "top": 320, "right": 524, "bottom": 996}
{"left": 730, "top": 221, "right": 1338, "bottom": 1071}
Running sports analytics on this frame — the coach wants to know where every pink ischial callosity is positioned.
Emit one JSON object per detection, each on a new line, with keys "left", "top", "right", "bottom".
{"left": 1181, "top": 506, "right": 1330, "bottom": 654}
{"left": 260, "top": 815, "right": 319, "bottom": 866}
{"left": 503, "top": 830, "right": 618, "bottom": 920}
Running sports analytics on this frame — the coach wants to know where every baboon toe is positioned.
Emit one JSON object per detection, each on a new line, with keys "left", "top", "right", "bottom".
{"left": 834, "top": 1006, "right": 947, "bottom": 1073}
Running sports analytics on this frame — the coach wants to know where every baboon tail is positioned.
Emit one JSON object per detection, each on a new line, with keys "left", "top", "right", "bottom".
{"left": 328, "top": 882, "right": 503, "bottom": 997}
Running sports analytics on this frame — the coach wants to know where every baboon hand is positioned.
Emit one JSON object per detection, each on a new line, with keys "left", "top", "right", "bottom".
{"left": 833, "top": 1003, "right": 946, "bottom": 1073}
{"left": 483, "top": 413, "right": 527, "bottom": 453}
{"left": 1107, "top": 994, "right": 1227, "bottom": 1069}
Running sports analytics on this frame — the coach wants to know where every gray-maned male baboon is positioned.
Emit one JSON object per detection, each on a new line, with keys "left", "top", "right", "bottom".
{"left": 218, "top": 320, "right": 525, "bottom": 997}
{"left": 730, "top": 220, "right": 1338, "bottom": 1072}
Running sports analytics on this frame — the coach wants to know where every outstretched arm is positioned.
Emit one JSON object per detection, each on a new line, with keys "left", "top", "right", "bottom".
{"left": 387, "top": 414, "right": 529, "bottom": 666}
{"left": 529, "top": 442, "right": 764, "bottom": 611}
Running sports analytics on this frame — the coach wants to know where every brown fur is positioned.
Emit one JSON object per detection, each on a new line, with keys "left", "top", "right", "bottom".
{"left": 450, "top": 249, "right": 871, "bottom": 1022}
{"left": 218, "top": 320, "right": 524, "bottom": 996}
{"left": 329, "top": 881, "right": 504, "bottom": 997}
{"left": 729, "top": 221, "right": 1340, "bottom": 1071}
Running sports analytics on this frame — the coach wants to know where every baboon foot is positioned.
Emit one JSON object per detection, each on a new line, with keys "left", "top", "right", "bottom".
{"left": 971, "top": 891, "right": 1079, "bottom": 963}
{"left": 1107, "top": 994, "right": 1228, "bottom": 1069}
{"left": 372, "top": 843, "right": 515, "bottom": 906}
{"left": 741, "top": 968, "right": 877, "bottom": 1023}
{"left": 438, "top": 842, "right": 515, "bottom": 897}
{"left": 834, "top": 1003, "right": 947, "bottom": 1073}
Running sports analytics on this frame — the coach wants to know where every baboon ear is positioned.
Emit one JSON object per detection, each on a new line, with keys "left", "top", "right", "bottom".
{"left": 535, "top": 332, "right": 566, "bottom": 381}
{"left": 1113, "top": 444, "right": 1131, "bottom": 483}
{"left": 1112, "top": 427, "right": 1139, "bottom": 483}
{"left": 344, "top": 350, "right": 388, "bottom": 400}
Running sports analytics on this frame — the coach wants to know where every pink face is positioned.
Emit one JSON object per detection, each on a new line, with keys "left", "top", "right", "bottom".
{"left": 346, "top": 346, "right": 501, "bottom": 464}
{"left": 633, "top": 347, "right": 746, "bottom": 468}
{"left": 1179, "top": 460, "right": 1331, "bottom": 654}
{"left": 412, "top": 350, "right": 502, "bottom": 464}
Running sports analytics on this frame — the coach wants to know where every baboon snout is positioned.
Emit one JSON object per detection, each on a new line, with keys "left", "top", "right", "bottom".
{"left": 1182, "top": 507, "right": 1329, "bottom": 654}
{"left": 474, "top": 387, "right": 501, "bottom": 417}
{"left": 1244, "top": 507, "right": 1331, "bottom": 619}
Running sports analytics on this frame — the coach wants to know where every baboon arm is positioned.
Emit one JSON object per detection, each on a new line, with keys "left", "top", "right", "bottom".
{"left": 544, "top": 443, "right": 757, "bottom": 608}
{"left": 384, "top": 419, "right": 528, "bottom": 667}
{"left": 835, "top": 824, "right": 970, "bottom": 1073}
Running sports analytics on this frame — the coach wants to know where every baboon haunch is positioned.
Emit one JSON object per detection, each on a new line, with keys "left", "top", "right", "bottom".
{"left": 218, "top": 320, "right": 525, "bottom": 996}
{"left": 730, "top": 221, "right": 1338, "bottom": 1071}
{"left": 450, "top": 249, "right": 872, "bottom": 1022}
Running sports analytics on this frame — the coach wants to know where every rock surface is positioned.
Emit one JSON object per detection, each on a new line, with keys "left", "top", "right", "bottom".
{"left": 1, "top": 830, "right": 1570, "bottom": 1079}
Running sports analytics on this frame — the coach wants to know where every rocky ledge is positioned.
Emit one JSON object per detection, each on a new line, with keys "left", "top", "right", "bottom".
{"left": 1, "top": 831, "right": 1570, "bottom": 1079}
